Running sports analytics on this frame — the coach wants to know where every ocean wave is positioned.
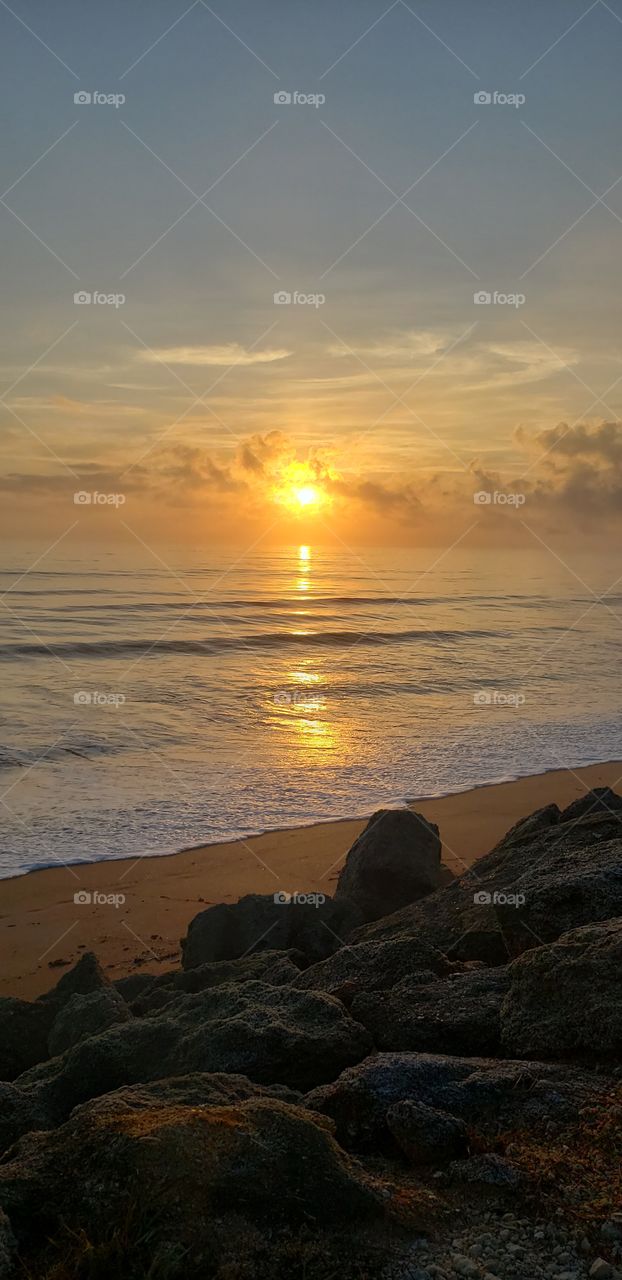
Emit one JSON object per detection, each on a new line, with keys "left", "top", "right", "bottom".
{"left": 0, "top": 740, "right": 121, "bottom": 770}
{"left": 0, "top": 627, "right": 506, "bottom": 661}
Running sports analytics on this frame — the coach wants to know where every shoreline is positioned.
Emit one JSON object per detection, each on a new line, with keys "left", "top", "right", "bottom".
{"left": 1, "top": 757, "right": 621, "bottom": 999}
{"left": 6, "top": 750, "right": 622, "bottom": 885}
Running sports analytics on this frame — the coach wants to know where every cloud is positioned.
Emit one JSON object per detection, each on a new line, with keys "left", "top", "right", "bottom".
{"left": 138, "top": 344, "right": 292, "bottom": 367}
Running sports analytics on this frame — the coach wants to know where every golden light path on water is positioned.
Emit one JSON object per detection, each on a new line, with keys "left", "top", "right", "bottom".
{"left": 281, "top": 544, "right": 345, "bottom": 757}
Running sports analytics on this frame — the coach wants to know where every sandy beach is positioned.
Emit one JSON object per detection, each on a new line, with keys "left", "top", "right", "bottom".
{"left": 1, "top": 759, "right": 621, "bottom": 1000}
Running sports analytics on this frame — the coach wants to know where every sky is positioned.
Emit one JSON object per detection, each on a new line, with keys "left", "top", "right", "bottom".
{"left": 2, "top": 0, "right": 622, "bottom": 547}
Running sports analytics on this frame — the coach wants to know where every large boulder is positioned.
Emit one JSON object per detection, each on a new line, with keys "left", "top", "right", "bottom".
{"left": 501, "top": 917, "right": 622, "bottom": 1059}
{"left": 47, "top": 987, "right": 132, "bottom": 1057}
{"left": 69, "top": 1072, "right": 302, "bottom": 1117}
{"left": 289, "top": 937, "right": 451, "bottom": 997}
{"left": 181, "top": 893, "right": 362, "bottom": 969}
{"left": 352, "top": 801, "right": 622, "bottom": 963}
{"left": 335, "top": 809, "right": 441, "bottom": 923}
{"left": 0, "top": 1096, "right": 384, "bottom": 1275}
{"left": 0, "top": 953, "right": 118, "bottom": 1082}
{"left": 4, "top": 982, "right": 372, "bottom": 1147}
{"left": 386, "top": 1100, "right": 469, "bottom": 1165}
{"left": 0, "top": 1209, "right": 16, "bottom": 1280}
{"left": 0, "top": 999, "right": 52, "bottom": 1083}
{"left": 351, "top": 968, "right": 510, "bottom": 1056}
{"left": 306, "top": 1051, "right": 605, "bottom": 1149}
{"left": 131, "top": 949, "right": 302, "bottom": 1015}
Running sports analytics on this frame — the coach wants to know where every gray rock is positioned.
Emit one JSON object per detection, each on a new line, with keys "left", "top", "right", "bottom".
{"left": 290, "top": 937, "right": 451, "bottom": 997}
{"left": 306, "top": 1051, "right": 608, "bottom": 1149}
{"left": 502, "top": 918, "right": 622, "bottom": 1058}
{"left": 0, "top": 1209, "right": 16, "bottom": 1280}
{"left": 0, "top": 952, "right": 115, "bottom": 1082}
{"left": 181, "top": 893, "right": 362, "bottom": 969}
{"left": 386, "top": 1100, "right": 468, "bottom": 1165}
{"left": 0, "top": 998, "right": 51, "bottom": 1082}
{"left": 351, "top": 968, "right": 509, "bottom": 1056}
{"left": 0, "top": 1097, "right": 383, "bottom": 1268}
{"left": 70, "top": 1071, "right": 302, "bottom": 1117}
{"left": 335, "top": 809, "right": 442, "bottom": 923}
{"left": 590, "top": 1261, "right": 614, "bottom": 1279}
{"left": 131, "top": 949, "right": 302, "bottom": 1014}
{"left": 47, "top": 987, "right": 131, "bottom": 1057}
{"left": 7, "top": 982, "right": 372, "bottom": 1145}
{"left": 352, "top": 801, "right": 622, "bottom": 963}
{"left": 560, "top": 788, "right": 622, "bottom": 825}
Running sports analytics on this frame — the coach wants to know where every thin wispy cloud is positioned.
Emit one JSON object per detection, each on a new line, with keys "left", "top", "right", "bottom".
{"left": 137, "top": 344, "right": 292, "bottom": 367}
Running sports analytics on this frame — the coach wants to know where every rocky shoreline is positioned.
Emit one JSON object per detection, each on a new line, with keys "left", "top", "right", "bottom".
{"left": 1, "top": 789, "right": 621, "bottom": 1278}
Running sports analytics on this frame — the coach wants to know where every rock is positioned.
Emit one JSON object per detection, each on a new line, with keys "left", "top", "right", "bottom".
{"left": 290, "top": 937, "right": 452, "bottom": 996}
{"left": 445, "top": 1154, "right": 522, "bottom": 1189}
{"left": 0, "top": 1209, "right": 16, "bottom": 1280}
{"left": 7, "top": 981, "right": 372, "bottom": 1143}
{"left": 502, "top": 918, "right": 622, "bottom": 1058}
{"left": 306, "top": 1051, "right": 606, "bottom": 1149}
{"left": 600, "top": 1216, "right": 622, "bottom": 1241}
{"left": 560, "top": 788, "right": 622, "bottom": 825}
{"left": 494, "top": 804, "right": 561, "bottom": 850}
{"left": 335, "top": 809, "right": 442, "bottom": 923}
{"left": 590, "top": 1261, "right": 614, "bottom": 1279}
{"left": 351, "top": 968, "right": 510, "bottom": 1056}
{"left": 0, "top": 1097, "right": 383, "bottom": 1271}
{"left": 48, "top": 987, "right": 132, "bottom": 1056}
{"left": 352, "top": 801, "right": 622, "bottom": 963}
{"left": 131, "top": 949, "right": 302, "bottom": 1014}
{"left": 386, "top": 1100, "right": 469, "bottom": 1165}
{"left": 181, "top": 893, "right": 362, "bottom": 969}
{"left": 0, "top": 953, "right": 114, "bottom": 1082}
{"left": 39, "top": 950, "right": 111, "bottom": 1009}
{"left": 0, "top": 998, "right": 52, "bottom": 1082}
{"left": 70, "top": 1072, "right": 302, "bottom": 1118}
{"left": 114, "top": 972, "right": 158, "bottom": 1003}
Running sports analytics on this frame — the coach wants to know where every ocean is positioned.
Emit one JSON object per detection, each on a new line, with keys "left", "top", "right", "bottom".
{"left": 1, "top": 543, "right": 620, "bottom": 878}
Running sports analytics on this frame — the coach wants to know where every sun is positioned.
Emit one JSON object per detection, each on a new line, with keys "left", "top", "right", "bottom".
{"left": 272, "top": 462, "right": 330, "bottom": 514}
{"left": 293, "top": 485, "right": 319, "bottom": 508}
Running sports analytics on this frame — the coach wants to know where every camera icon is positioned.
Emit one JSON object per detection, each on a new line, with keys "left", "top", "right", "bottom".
{"left": 473, "top": 290, "right": 491, "bottom": 305}
{"left": 74, "top": 91, "right": 92, "bottom": 105}
{"left": 73, "top": 291, "right": 92, "bottom": 305}
{"left": 474, "top": 91, "right": 492, "bottom": 105}
{"left": 473, "top": 890, "right": 492, "bottom": 904}
{"left": 73, "top": 890, "right": 92, "bottom": 905}
{"left": 274, "top": 91, "right": 292, "bottom": 105}
{"left": 473, "top": 690, "right": 492, "bottom": 705}
{"left": 273, "top": 291, "right": 292, "bottom": 305}
{"left": 473, "top": 491, "right": 492, "bottom": 505}
{"left": 273, "top": 690, "right": 292, "bottom": 704}
{"left": 73, "top": 690, "right": 92, "bottom": 705}
{"left": 73, "top": 491, "right": 92, "bottom": 505}
{"left": 273, "top": 891, "right": 291, "bottom": 904}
